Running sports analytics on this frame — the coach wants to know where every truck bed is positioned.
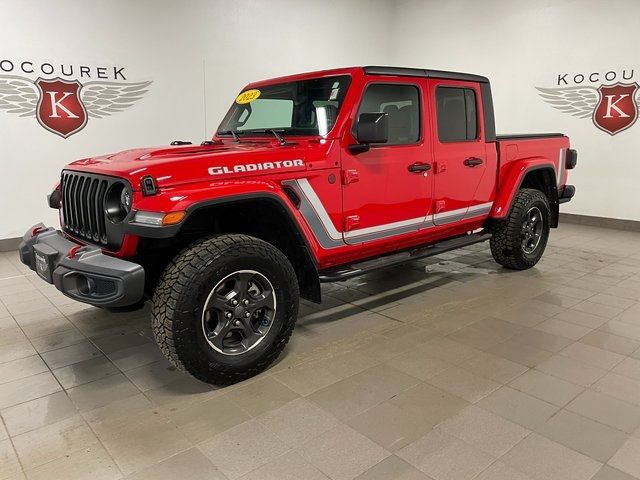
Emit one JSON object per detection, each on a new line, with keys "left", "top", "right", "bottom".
{"left": 495, "top": 134, "right": 570, "bottom": 200}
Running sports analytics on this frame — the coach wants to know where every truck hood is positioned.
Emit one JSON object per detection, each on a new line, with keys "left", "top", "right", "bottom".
{"left": 66, "top": 142, "right": 310, "bottom": 189}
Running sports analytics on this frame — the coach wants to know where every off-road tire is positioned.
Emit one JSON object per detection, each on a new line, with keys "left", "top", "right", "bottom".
{"left": 151, "top": 234, "right": 299, "bottom": 385}
{"left": 490, "top": 188, "right": 550, "bottom": 270}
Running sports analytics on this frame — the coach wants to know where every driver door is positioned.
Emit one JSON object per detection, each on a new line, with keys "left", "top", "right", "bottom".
{"left": 341, "top": 79, "right": 432, "bottom": 244}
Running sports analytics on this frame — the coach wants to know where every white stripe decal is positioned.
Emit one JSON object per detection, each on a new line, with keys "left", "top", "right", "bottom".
{"left": 433, "top": 202, "right": 493, "bottom": 221}
{"left": 557, "top": 148, "right": 565, "bottom": 187}
{"left": 296, "top": 178, "right": 342, "bottom": 240}
{"left": 291, "top": 179, "right": 493, "bottom": 246}
{"left": 344, "top": 215, "right": 425, "bottom": 239}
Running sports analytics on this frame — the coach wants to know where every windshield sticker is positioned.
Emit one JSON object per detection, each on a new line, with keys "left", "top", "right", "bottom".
{"left": 236, "top": 89, "right": 261, "bottom": 104}
{"left": 208, "top": 159, "right": 304, "bottom": 176}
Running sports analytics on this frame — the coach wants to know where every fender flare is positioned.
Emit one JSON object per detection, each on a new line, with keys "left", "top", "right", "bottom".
{"left": 181, "top": 191, "right": 317, "bottom": 260}
{"left": 127, "top": 190, "right": 323, "bottom": 302}
{"left": 491, "top": 159, "right": 557, "bottom": 219}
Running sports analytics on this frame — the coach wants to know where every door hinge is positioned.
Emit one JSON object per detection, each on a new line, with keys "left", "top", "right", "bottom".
{"left": 344, "top": 215, "right": 360, "bottom": 231}
{"left": 342, "top": 169, "right": 359, "bottom": 185}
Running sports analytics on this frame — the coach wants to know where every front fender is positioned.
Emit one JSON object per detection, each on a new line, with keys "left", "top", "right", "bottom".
{"left": 124, "top": 179, "right": 298, "bottom": 236}
{"left": 133, "top": 179, "right": 287, "bottom": 212}
{"left": 124, "top": 178, "right": 323, "bottom": 302}
{"left": 491, "top": 157, "right": 556, "bottom": 219}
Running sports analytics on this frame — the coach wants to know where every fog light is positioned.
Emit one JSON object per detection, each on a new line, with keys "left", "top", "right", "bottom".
{"left": 76, "top": 274, "right": 95, "bottom": 295}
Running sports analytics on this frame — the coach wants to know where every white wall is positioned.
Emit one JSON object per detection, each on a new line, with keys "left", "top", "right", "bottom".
{"left": 390, "top": 0, "right": 640, "bottom": 221}
{"left": 2, "top": 0, "right": 639, "bottom": 241}
{"left": 0, "top": 0, "right": 392, "bottom": 240}
{"left": 0, "top": 0, "right": 209, "bottom": 239}
{"left": 203, "top": 0, "right": 394, "bottom": 134}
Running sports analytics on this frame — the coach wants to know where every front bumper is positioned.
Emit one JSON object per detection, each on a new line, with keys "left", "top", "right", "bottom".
{"left": 19, "top": 223, "right": 144, "bottom": 308}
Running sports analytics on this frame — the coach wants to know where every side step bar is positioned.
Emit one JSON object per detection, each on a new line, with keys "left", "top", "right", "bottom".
{"left": 318, "top": 232, "right": 492, "bottom": 283}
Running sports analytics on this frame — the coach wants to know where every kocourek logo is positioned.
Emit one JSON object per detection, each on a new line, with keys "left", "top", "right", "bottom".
{"left": 0, "top": 59, "right": 152, "bottom": 138}
{"left": 536, "top": 68, "right": 639, "bottom": 136}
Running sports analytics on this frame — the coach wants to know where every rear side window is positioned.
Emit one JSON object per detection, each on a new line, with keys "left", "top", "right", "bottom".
{"left": 436, "top": 87, "right": 478, "bottom": 142}
{"left": 357, "top": 84, "right": 420, "bottom": 144}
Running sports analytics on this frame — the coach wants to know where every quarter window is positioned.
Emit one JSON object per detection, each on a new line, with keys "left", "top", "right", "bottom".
{"left": 436, "top": 87, "right": 478, "bottom": 142}
{"left": 357, "top": 84, "right": 420, "bottom": 144}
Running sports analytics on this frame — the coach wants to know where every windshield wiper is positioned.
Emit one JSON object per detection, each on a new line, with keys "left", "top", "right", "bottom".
{"left": 218, "top": 130, "right": 241, "bottom": 142}
{"left": 263, "top": 129, "right": 292, "bottom": 146}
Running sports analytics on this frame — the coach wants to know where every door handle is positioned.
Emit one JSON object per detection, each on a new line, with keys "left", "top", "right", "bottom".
{"left": 463, "top": 157, "right": 483, "bottom": 167}
{"left": 408, "top": 163, "right": 432, "bottom": 173}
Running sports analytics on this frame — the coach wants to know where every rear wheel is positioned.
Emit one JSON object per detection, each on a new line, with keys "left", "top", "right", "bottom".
{"left": 490, "top": 188, "right": 550, "bottom": 270}
{"left": 151, "top": 234, "right": 299, "bottom": 385}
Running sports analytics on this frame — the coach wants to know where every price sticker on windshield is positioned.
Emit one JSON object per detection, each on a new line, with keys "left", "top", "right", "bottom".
{"left": 236, "top": 89, "right": 261, "bottom": 104}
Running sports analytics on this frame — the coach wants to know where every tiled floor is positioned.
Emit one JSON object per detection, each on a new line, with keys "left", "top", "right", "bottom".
{"left": 1, "top": 223, "right": 640, "bottom": 479}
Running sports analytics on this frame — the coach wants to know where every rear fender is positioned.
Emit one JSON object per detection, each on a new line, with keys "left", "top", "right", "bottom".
{"left": 491, "top": 158, "right": 557, "bottom": 219}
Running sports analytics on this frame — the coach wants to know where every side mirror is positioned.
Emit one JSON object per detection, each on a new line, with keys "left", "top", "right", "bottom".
{"left": 356, "top": 112, "right": 389, "bottom": 144}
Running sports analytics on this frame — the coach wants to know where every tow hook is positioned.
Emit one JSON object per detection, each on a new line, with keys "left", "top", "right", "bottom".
{"left": 31, "top": 226, "right": 45, "bottom": 237}
{"left": 68, "top": 245, "right": 85, "bottom": 259}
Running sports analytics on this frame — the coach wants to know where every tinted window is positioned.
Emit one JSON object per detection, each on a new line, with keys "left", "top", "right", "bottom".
{"left": 357, "top": 84, "right": 420, "bottom": 144}
{"left": 238, "top": 99, "right": 294, "bottom": 130}
{"left": 218, "top": 75, "right": 351, "bottom": 137}
{"left": 436, "top": 87, "right": 478, "bottom": 142}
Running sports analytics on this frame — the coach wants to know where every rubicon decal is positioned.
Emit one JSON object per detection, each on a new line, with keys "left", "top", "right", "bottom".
{"left": 536, "top": 69, "right": 640, "bottom": 135}
{"left": 0, "top": 61, "right": 151, "bottom": 138}
{"left": 208, "top": 159, "right": 304, "bottom": 175}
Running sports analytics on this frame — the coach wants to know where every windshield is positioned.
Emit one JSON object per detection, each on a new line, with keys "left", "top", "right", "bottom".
{"left": 217, "top": 75, "right": 351, "bottom": 137}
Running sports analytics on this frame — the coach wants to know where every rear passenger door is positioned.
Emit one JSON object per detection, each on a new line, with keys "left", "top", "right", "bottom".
{"left": 428, "top": 80, "right": 492, "bottom": 225}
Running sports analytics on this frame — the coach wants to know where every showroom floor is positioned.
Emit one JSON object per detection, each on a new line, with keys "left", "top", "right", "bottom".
{"left": 1, "top": 223, "right": 640, "bottom": 480}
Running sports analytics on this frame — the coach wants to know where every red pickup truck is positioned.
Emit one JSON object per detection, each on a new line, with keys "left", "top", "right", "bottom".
{"left": 20, "top": 66, "right": 576, "bottom": 384}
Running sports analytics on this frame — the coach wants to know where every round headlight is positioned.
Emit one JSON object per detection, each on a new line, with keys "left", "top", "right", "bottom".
{"left": 120, "top": 189, "right": 132, "bottom": 212}
{"left": 105, "top": 183, "right": 130, "bottom": 223}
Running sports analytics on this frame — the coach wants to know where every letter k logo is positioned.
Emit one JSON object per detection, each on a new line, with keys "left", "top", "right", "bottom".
{"left": 36, "top": 78, "right": 87, "bottom": 138}
{"left": 603, "top": 94, "right": 631, "bottom": 118}
{"left": 593, "top": 83, "right": 639, "bottom": 135}
{"left": 47, "top": 91, "right": 80, "bottom": 118}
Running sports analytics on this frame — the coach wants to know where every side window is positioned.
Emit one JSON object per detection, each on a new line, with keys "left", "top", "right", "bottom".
{"left": 436, "top": 87, "right": 478, "bottom": 142}
{"left": 357, "top": 84, "right": 420, "bottom": 145}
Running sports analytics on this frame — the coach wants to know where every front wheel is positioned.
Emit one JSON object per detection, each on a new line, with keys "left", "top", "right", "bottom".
{"left": 490, "top": 188, "right": 551, "bottom": 270}
{"left": 151, "top": 234, "right": 299, "bottom": 385}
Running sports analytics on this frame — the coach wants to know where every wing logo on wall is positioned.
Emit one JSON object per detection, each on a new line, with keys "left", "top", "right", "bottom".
{"left": 536, "top": 82, "right": 640, "bottom": 135}
{"left": 0, "top": 75, "right": 152, "bottom": 138}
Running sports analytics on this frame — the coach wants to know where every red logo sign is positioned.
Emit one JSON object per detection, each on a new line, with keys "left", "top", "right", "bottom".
{"left": 593, "top": 83, "right": 639, "bottom": 135}
{"left": 0, "top": 74, "right": 151, "bottom": 139}
{"left": 536, "top": 80, "right": 640, "bottom": 136}
{"left": 35, "top": 78, "right": 87, "bottom": 138}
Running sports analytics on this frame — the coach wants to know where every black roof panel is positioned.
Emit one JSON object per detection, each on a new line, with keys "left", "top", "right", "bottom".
{"left": 363, "top": 66, "right": 489, "bottom": 84}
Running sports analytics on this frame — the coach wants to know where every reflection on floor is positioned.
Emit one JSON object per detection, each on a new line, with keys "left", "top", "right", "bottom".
{"left": 1, "top": 223, "right": 640, "bottom": 479}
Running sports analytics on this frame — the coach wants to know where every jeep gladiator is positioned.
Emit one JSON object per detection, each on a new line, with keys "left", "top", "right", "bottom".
{"left": 20, "top": 66, "right": 577, "bottom": 384}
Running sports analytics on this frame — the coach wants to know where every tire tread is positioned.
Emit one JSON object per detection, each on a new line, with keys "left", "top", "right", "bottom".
{"left": 490, "top": 188, "right": 550, "bottom": 270}
{"left": 151, "top": 234, "right": 298, "bottom": 385}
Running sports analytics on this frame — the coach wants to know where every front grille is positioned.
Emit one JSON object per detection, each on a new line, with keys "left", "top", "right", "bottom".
{"left": 61, "top": 171, "right": 121, "bottom": 249}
